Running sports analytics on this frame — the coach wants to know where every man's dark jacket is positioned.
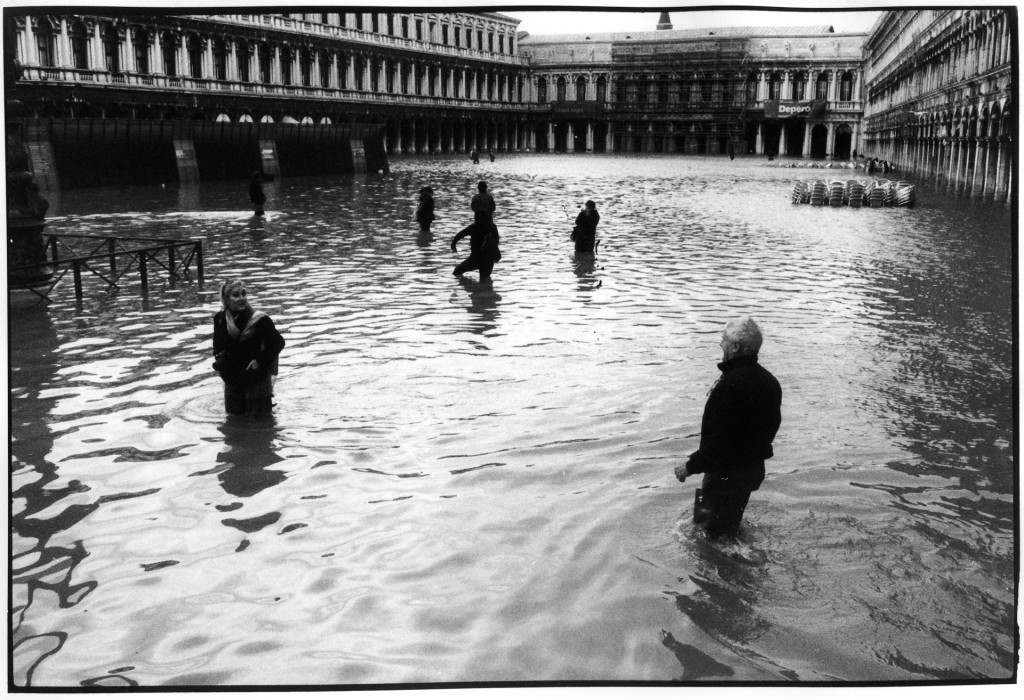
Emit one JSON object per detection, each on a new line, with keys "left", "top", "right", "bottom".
{"left": 686, "top": 354, "right": 782, "bottom": 490}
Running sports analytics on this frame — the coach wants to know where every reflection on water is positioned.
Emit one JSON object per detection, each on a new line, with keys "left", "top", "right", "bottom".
{"left": 8, "top": 155, "right": 1016, "bottom": 686}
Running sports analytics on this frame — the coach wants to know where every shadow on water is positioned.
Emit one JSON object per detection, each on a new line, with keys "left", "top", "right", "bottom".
{"left": 455, "top": 276, "right": 502, "bottom": 338}
{"left": 9, "top": 309, "right": 97, "bottom": 687}
{"left": 189, "top": 413, "right": 286, "bottom": 543}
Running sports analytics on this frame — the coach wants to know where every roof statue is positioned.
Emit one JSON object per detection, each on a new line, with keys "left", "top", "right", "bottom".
{"left": 656, "top": 12, "right": 673, "bottom": 30}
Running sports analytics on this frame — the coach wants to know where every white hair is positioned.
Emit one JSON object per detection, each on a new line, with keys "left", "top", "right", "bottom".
{"left": 724, "top": 316, "right": 763, "bottom": 356}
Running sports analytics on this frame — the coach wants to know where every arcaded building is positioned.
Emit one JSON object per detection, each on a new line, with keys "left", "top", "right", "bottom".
{"left": 862, "top": 9, "right": 1013, "bottom": 199}
{"left": 6, "top": 10, "right": 531, "bottom": 155}
{"left": 518, "top": 13, "right": 869, "bottom": 158}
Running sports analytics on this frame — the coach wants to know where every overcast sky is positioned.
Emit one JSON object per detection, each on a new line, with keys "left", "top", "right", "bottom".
{"left": 502, "top": 8, "right": 884, "bottom": 36}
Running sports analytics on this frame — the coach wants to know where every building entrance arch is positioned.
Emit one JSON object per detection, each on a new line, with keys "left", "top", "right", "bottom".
{"left": 833, "top": 123, "right": 853, "bottom": 159}
{"left": 761, "top": 121, "right": 782, "bottom": 157}
{"left": 810, "top": 124, "right": 829, "bottom": 158}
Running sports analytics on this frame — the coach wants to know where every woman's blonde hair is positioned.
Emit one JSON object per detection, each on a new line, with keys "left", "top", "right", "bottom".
{"left": 220, "top": 279, "right": 249, "bottom": 310}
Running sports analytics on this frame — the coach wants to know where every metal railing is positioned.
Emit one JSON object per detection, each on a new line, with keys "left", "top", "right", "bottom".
{"left": 9, "top": 234, "right": 204, "bottom": 304}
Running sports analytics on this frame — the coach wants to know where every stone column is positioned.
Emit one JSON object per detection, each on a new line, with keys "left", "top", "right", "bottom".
{"left": 755, "top": 122, "right": 763, "bottom": 154}
{"left": 586, "top": 122, "right": 594, "bottom": 152}
{"left": 567, "top": 123, "right": 575, "bottom": 153}
{"left": 547, "top": 122, "right": 554, "bottom": 152}
{"left": 606, "top": 122, "right": 614, "bottom": 153}
{"left": 758, "top": 71, "right": 767, "bottom": 101}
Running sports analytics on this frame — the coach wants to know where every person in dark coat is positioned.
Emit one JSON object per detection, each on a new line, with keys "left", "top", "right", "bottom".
{"left": 213, "top": 279, "right": 285, "bottom": 416}
{"left": 572, "top": 200, "right": 600, "bottom": 253}
{"left": 451, "top": 220, "right": 500, "bottom": 281}
{"left": 416, "top": 186, "right": 435, "bottom": 233}
{"left": 249, "top": 171, "right": 266, "bottom": 216}
{"left": 675, "top": 315, "right": 782, "bottom": 538}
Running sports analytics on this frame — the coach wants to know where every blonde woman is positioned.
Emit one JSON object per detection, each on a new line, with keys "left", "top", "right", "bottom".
{"left": 212, "top": 279, "right": 285, "bottom": 415}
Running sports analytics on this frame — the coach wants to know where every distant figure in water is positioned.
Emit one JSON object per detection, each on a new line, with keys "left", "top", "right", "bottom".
{"left": 416, "top": 186, "right": 435, "bottom": 233}
{"left": 727, "top": 143, "right": 735, "bottom": 161}
{"left": 488, "top": 148, "right": 495, "bottom": 162}
{"left": 471, "top": 181, "right": 495, "bottom": 228}
{"left": 213, "top": 279, "right": 285, "bottom": 416}
{"left": 470, "top": 149, "right": 480, "bottom": 164}
{"left": 675, "top": 315, "right": 782, "bottom": 539}
{"left": 572, "top": 200, "right": 600, "bottom": 253}
{"left": 249, "top": 171, "right": 266, "bottom": 216}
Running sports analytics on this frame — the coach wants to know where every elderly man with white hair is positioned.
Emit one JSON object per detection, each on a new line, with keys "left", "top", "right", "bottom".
{"left": 675, "top": 315, "right": 782, "bottom": 538}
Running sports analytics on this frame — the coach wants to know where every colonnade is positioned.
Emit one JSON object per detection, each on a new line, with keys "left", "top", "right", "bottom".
{"left": 385, "top": 117, "right": 535, "bottom": 154}
{"left": 865, "top": 101, "right": 1012, "bottom": 201}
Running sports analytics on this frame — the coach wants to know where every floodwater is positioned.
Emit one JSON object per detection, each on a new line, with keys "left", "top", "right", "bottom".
{"left": 7, "top": 154, "right": 1016, "bottom": 686}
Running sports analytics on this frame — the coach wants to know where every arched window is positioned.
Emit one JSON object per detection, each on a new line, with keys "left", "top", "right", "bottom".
{"left": 576, "top": 76, "right": 586, "bottom": 101}
{"left": 103, "top": 24, "right": 121, "bottom": 73}
{"left": 212, "top": 38, "right": 228, "bottom": 81}
{"left": 259, "top": 45, "right": 271, "bottom": 83}
{"left": 815, "top": 72, "right": 830, "bottom": 101}
{"left": 280, "top": 46, "right": 294, "bottom": 85}
{"left": 537, "top": 77, "right": 547, "bottom": 103}
{"left": 768, "top": 71, "right": 782, "bottom": 101}
{"left": 319, "top": 50, "right": 330, "bottom": 88}
{"left": 839, "top": 71, "right": 854, "bottom": 101}
{"left": 186, "top": 35, "right": 203, "bottom": 79}
{"left": 300, "top": 48, "right": 312, "bottom": 87}
{"left": 745, "top": 72, "right": 758, "bottom": 103}
{"left": 133, "top": 30, "right": 150, "bottom": 74}
{"left": 453, "top": 70, "right": 462, "bottom": 98}
{"left": 700, "top": 79, "right": 713, "bottom": 103}
{"left": 237, "top": 40, "right": 251, "bottom": 82}
{"left": 792, "top": 71, "right": 806, "bottom": 101}
{"left": 556, "top": 76, "right": 566, "bottom": 102}
{"left": 371, "top": 57, "right": 380, "bottom": 92}
{"left": 596, "top": 75, "right": 606, "bottom": 103}
{"left": 34, "top": 18, "right": 58, "bottom": 68}
{"left": 71, "top": 22, "right": 90, "bottom": 70}
{"left": 353, "top": 56, "right": 363, "bottom": 90}
{"left": 338, "top": 54, "right": 349, "bottom": 89}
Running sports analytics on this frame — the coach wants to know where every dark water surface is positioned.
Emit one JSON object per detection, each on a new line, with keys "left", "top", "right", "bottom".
{"left": 8, "top": 155, "right": 1016, "bottom": 686}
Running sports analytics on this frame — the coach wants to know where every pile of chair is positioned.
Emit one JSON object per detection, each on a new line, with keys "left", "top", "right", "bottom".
{"left": 791, "top": 178, "right": 916, "bottom": 208}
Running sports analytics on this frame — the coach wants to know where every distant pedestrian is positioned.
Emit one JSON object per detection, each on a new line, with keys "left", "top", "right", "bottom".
{"left": 471, "top": 181, "right": 496, "bottom": 227}
{"left": 213, "top": 279, "right": 285, "bottom": 416}
{"left": 675, "top": 315, "right": 782, "bottom": 539}
{"left": 727, "top": 143, "right": 735, "bottom": 161}
{"left": 249, "top": 171, "right": 266, "bottom": 216}
{"left": 470, "top": 149, "right": 480, "bottom": 164}
{"left": 488, "top": 148, "right": 495, "bottom": 162}
{"left": 416, "top": 186, "right": 435, "bottom": 233}
{"left": 572, "top": 200, "right": 601, "bottom": 253}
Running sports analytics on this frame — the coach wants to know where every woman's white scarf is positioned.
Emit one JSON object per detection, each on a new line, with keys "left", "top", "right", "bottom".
{"left": 225, "top": 309, "right": 267, "bottom": 341}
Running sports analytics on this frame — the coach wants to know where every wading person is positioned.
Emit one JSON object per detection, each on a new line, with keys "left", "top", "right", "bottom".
{"left": 416, "top": 186, "right": 435, "bottom": 233}
{"left": 471, "top": 181, "right": 495, "bottom": 227}
{"left": 249, "top": 171, "right": 266, "bottom": 216}
{"left": 213, "top": 279, "right": 285, "bottom": 416}
{"left": 674, "top": 316, "right": 782, "bottom": 538}
{"left": 571, "top": 200, "right": 601, "bottom": 253}
{"left": 451, "top": 220, "right": 501, "bottom": 281}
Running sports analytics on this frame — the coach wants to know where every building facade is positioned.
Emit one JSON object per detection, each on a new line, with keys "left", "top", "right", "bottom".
{"left": 862, "top": 9, "right": 1013, "bottom": 199}
{"left": 519, "top": 21, "right": 869, "bottom": 158}
{"left": 7, "top": 10, "right": 531, "bottom": 155}
{"left": 5, "top": 9, "right": 1016, "bottom": 197}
